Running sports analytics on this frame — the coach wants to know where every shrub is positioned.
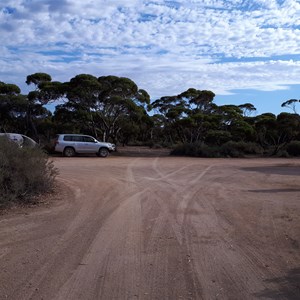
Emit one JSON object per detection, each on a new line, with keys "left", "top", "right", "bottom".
{"left": 205, "top": 130, "right": 232, "bottom": 146}
{"left": 151, "top": 143, "right": 163, "bottom": 149}
{"left": 41, "top": 140, "right": 56, "bottom": 154}
{"left": 170, "top": 142, "right": 220, "bottom": 157}
{"left": 220, "top": 141, "right": 263, "bottom": 157}
{"left": 276, "top": 150, "right": 290, "bottom": 158}
{"left": 0, "top": 137, "right": 58, "bottom": 208}
{"left": 286, "top": 141, "right": 300, "bottom": 156}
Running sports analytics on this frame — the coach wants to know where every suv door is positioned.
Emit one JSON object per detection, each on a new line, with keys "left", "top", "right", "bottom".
{"left": 80, "top": 135, "right": 98, "bottom": 153}
{"left": 71, "top": 135, "right": 85, "bottom": 153}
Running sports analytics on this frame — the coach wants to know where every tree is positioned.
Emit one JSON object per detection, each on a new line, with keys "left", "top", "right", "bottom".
{"left": 25, "top": 73, "right": 61, "bottom": 140}
{"left": 26, "top": 73, "right": 52, "bottom": 86}
{"left": 281, "top": 99, "right": 300, "bottom": 114}
{"left": 0, "top": 82, "right": 27, "bottom": 133}
{"left": 178, "top": 88, "right": 216, "bottom": 113}
{"left": 152, "top": 88, "right": 217, "bottom": 144}
{"left": 238, "top": 103, "right": 257, "bottom": 117}
{"left": 217, "top": 105, "right": 243, "bottom": 127}
{"left": 95, "top": 75, "right": 150, "bottom": 142}
{"left": 255, "top": 112, "right": 300, "bottom": 155}
{"left": 53, "top": 74, "right": 150, "bottom": 143}
{"left": 152, "top": 94, "right": 190, "bottom": 144}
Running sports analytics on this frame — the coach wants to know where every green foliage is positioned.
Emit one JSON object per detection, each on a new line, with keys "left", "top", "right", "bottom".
{"left": 171, "top": 141, "right": 263, "bottom": 158}
{"left": 171, "top": 142, "right": 220, "bottom": 157}
{"left": 0, "top": 82, "right": 29, "bottom": 133}
{"left": 230, "top": 120, "right": 256, "bottom": 141}
{"left": 51, "top": 74, "right": 151, "bottom": 143}
{"left": 220, "top": 141, "right": 263, "bottom": 157}
{"left": 2, "top": 73, "right": 300, "bottom": 153}
{"left": 179, "top": 88, "right": 215, "bottom": 111}
{"left": 0, "top": 137, "right": 57, "bottom": 208}
{"left": 26, "top": 73, "right": 52, "bottom": 86}
{"left": 0, "top": 82, "right": 21, "bottom": 94}
{"left": 205, "top": 130, "right": 232, "bottom": 145}
{"left": 238, "top": 103, "right": 257, "bottom": 116}
{"left": 281, "top": 99, "right": 300, "bottom": 114}
{"left": 286, "top": 141, "right": 300, "bottom": 156}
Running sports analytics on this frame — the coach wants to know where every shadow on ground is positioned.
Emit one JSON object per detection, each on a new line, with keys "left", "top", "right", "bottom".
{"left": 254, "top": 268, "right": 300, "bottom": 300}
{"left": 114, "top": 146, "right": 171, "bottom": 157}
{"left": 241, "top": 165, "right": 300, "bottom": 176}
{"left": 248, "top": 188, "right": 300, "bottom": 193}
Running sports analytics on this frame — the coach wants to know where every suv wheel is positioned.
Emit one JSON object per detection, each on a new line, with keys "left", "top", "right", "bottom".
{"left": 97, "top": 147, "right": 109, "bottom": 157}
{"left": 63, "top": 147, "right": 76, "bottom": 157}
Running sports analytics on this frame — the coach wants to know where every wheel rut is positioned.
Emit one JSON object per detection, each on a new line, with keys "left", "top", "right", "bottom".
{"left": 0, "top": 157, "right": 299, "bottom": 300}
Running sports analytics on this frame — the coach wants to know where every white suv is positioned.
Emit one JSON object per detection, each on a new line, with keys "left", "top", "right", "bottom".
{"left": 54, "top": 134, "right": 115, "bottom": 157}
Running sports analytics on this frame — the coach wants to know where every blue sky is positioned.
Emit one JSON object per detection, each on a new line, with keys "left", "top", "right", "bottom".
{"left": 1, "top": 0, "right": 300, "bottom": 115}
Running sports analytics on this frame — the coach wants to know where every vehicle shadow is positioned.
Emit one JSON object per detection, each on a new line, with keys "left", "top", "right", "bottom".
{"left": 253, "top": 268, "right": 300, "bottom": 300}
{"left": 48, "top": 147, "right": 171, "bottom": 158}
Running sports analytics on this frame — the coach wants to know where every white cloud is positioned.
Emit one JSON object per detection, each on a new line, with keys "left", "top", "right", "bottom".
{"left": 0, "top": 0, "right": 300, "bottom": 103}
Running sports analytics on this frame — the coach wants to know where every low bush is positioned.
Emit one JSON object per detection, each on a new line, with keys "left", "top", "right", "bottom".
{"left": 286, "top": 141, "right": 300, "bottom": 156}
{"left": 220, "top": 141, "right": 263, "bottom": 157}
{"left": 170, "top": 142, "right": 220, "bottom": 158}
{"left": 0, "top": 137, "right": 58, "bottom": 208}
{"left": 171, "top": 141, "right": 263, "bottom": 158}
{"left": 41, "top": 141, "right": 56, "bottom": 154}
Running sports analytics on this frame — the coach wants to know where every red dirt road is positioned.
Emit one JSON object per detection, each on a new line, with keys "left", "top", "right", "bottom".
{"left": 0, "top": 156, "right": 300, "bottom": 300}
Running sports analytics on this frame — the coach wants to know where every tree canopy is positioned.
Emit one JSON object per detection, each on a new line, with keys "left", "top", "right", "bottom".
{"left": 1, "top": 73, "right": 300, "bottom": 157}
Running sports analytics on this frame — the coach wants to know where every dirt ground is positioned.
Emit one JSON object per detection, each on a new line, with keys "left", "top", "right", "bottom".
{"left": 0, "top": 153, "right": 299, "bottom": 300}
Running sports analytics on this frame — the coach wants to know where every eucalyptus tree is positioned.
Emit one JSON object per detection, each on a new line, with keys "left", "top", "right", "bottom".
{"left": 57, "top": 74, "right": 102, "bottom": 137}
{"left": 254, "top": 113, "right": 277, "bottom": 148}
{"left": 178, "top": 89, "right": 218, "bottom": 143}
{"left": 276, "top": 112, "right": 300, "bottom": 141}
{"left": 52, "top": 103, "right": 89, "bottom": 134}
{"left": 281, "top": 99, "right": 300, "bottom": 114}
{"left": 254, "top": 112, "right": 300, "bottom": 154}
{"left": 52, "top": 74, "right": 151, "bottom": 143}
{"left": 238, "top": 103, "right": 257, "bottom": 117}
{"left": 152, "top": 88, "right": 217, "bottom": 144}
{"left": 216, "top": 105, "right": 255, "bottom": 141}
{"left": 267, "top": 112, "right": 300, "bottom": 154}
{"left": 217, "top": 105, "right": 243, "bottom": 127}
{"left": 117, "top": 111, "right": 153, "bottom": 146}
{"left": 149, "top": 114, "right": 165, "bottom": 144}
{"left": 178, "top": 88, "right": 216, "bottom": 113}
{"left": 0, "top": 81, "right": 27, "bottom": 132}
{"left": 152, "top": 94, "right": 190, "bottom": 143}
{"left": 26, "top": 73, "right": 62, "bottom": 140}
{"left": 95, "top": 75, "right": 150, "bottom": 142}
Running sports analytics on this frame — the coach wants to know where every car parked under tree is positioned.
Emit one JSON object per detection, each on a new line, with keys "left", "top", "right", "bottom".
{"left": 54, "top": 134, "right": 115, "bottom": 157}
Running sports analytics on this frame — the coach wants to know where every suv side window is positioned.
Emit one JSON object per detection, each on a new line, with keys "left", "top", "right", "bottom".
{"left": 83, "top": 136, "right": 95, "bottom": 143}
{"left": 63, "top": 135, "right": 73, "bottom": 141}
{"left": 72, "top": 136, "right": 83, "bottom": 142}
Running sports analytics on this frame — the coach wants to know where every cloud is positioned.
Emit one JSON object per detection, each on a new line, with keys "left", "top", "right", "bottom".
{"left": 0, "top": 0, "right": 300, "bottom": 101}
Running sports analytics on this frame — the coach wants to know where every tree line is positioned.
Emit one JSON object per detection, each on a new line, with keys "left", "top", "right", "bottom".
{"left": 1, "top": 72, "right": 300, "bottom": 156}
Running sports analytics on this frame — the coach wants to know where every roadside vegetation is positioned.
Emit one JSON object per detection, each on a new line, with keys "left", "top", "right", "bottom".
{"left": 0, "top": 137, "right": 57, "bottom": 208}
{"left": 1, "top": 73, "right": 300, "bottom": 158}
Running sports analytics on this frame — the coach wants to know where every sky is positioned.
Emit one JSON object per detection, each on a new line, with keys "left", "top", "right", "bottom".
{"left": 1, "top": 0, "right": 300, "bottom": 116}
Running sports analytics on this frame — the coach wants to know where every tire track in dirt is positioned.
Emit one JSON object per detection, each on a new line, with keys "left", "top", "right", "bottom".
{"left": 54, "top": 189, "right": 146, "bottom": 299}
{"left": 52, "top": 158, "right": 148, "bottom": 299}
{"left": 141, "top": 159, "right": 214, "bottom": 246}
{"left": 134, "top": 159, "right": 216, "bottom": 299}
{"left": 0, "top": 157, "right": 299, "bottom": 300}
{"left": 3, "top": 159, "right": 149, "bottom": 300}
{"left": 181, "top": 164, "right": 300, "bottom": 299}
{"left": 125, "top": 158, "right": 299, "bottom": 299}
